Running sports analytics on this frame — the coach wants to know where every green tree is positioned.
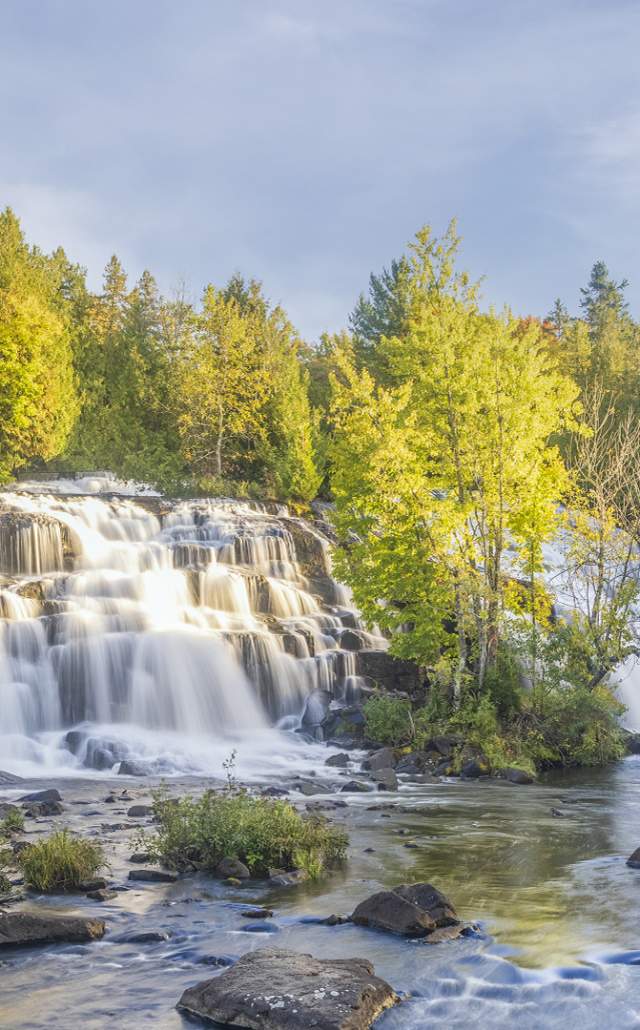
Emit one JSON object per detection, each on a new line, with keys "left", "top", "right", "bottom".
{"left": 173, "top": 285, "right": 269, "bottom": 479}
{"left": 0, "top": 208, "right": 78, "bottom": 479}
{"left": 331, "top": 223, "right": 580, "bottom": 702}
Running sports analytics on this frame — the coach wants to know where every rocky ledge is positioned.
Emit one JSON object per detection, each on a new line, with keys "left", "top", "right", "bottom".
{"left": 177, "top": 947, "right": 399, "bottom": 1030}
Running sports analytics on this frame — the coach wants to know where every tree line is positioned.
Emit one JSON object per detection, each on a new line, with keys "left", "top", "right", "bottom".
{"left": 1, "top": 205, "right": 639, "bottom": 765}
{"left": 0, "top": 208, "right": 320, "bottom": 499}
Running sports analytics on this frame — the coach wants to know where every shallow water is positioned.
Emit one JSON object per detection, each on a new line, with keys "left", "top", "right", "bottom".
{"left": 3, "top": 755, "right": 640, "bottom": 1029}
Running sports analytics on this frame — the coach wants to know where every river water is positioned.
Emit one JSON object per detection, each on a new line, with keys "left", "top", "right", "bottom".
{"left": 2, "top": 757, "right": 640, "bottom": 1029}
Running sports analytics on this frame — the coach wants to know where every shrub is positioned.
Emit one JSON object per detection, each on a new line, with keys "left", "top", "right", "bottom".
{"left": 524, "top": 684, "right": 625, "bottom": 767}
{"left": 0, "top": 847, "right": 12, "bottom": 893}
{"left": 363, "top": 696, "right": 414, "bottom": 746}
{"left": 18, "top": 830, "right": 105, "bottom": 892}
{"left": 142, "top": 789, "right": 348, "bottom": 879}
{"left": 0, "top": 809, "right": 25, "bottom": 836}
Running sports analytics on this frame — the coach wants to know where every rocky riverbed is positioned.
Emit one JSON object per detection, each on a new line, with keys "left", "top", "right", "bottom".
{"left": 3, "top": 753, "right": 640, "bottom": 1028}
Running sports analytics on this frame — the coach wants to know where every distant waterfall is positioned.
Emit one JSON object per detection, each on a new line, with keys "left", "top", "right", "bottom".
{"left": 0, "top": 482, "right": 385, "bottom": 776}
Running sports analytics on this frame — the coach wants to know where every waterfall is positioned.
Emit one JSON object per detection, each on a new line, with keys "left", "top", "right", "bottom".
{"left": 0, "top": 482, "right": 385, "bottom": 776}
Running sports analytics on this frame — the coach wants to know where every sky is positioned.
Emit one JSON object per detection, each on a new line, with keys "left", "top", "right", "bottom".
{"left": 2, "top": 0, "right": 639, "bottom": 339}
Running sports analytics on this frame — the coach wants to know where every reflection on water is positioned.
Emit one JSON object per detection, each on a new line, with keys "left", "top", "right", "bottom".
{"left": 3, "top": 759, "right": 640, "bottom": 1029}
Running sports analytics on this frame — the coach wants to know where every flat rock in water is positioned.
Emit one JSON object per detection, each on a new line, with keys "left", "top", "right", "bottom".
{"left": 127, "top": 804, "right": 153, "bottom": 818}
{"left": 128, "top": 868, "right": 178, "bottom": 883}
{"left": 87, "top": 888, "right": 118, "bottom": 901}
{"left": 116, "top": 929, "right": 171, "bottom": 944}
{"left": 177, "top": 947, "right": 399, "bottom": 1029}
{"left": 18, "top": 789, "right": 62, "bottom": 803}
{"left": 0, "top": 911, "right": 105, "bottom": 948}
{"left": 351, "top": 881, "right": 462, "bottom": 939}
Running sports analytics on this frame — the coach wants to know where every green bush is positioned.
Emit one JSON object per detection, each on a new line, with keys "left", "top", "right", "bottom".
{"left": 363, "top": 696, "right": 414, "bottom": 746}
{"left": 524, "top": 684, "right": 625, "bottom": 767}
{"left": 0, "top": 847, "right": 12, "bottom": 893}
{"left": 19, "top": 830, "right": 105, "bottom": 892}
{"left": 143, "top": 789, "right": 348, "bottom": 879}
{"left": 0, "top": 809, "right": 25, "bottom": 836}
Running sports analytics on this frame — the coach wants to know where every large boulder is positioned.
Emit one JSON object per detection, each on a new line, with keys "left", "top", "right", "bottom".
{"left": 18, "top": 789, "right": 62, "bottom": 803}
{"left": 358, "top": 650, "right": 424, "bottom": 697}
{"left": 362, "top": 748, "right": 396, "bottom": 772}
{"left": 177, "top": 947, "right": 399, "bottom": 1029}
{"left": 351, "top": 881, "right": 462, "bottom": 939}
{"left": 0, "top": 911, "right": 105, "bottom": 948}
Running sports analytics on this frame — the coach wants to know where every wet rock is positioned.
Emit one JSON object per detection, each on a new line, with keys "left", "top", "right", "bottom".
{"left": 461, "top": 756, "right": 491, "bottom": 779}
{"left": 305, "top": 799, "right": 347, "bottom": 812}
{"left": 87, "top": 888, "right": 118, "bottom": 901}
{"left": 351, "top": 881, "right": 460, "bottom": 939}
{"left": 325, "top": 752, "right": 350, "bottom": 768}
{"left": 261, "top": 786, "right": 289, "bottom": 797}
{"left": 76, "top": 877, "right": 108, "bottom": 892}
{"left": 177, "top": 947, "right": 399, "bottom": 1029}
{"left": 626, "top": 847, "right": 640, "bottom": 868}
{"left": 358, "top": 649, "right": 424, "bottom": 696}
{"left": 215, "top": 858, "right": 251, "bottom": 880}
{"left": 128, "top": 868, "right": 178, "bottom": 883}
{"left": 339, "top": 780, "right": 374, "bottom": 793}
{"left": 339, "top": 629, "right": 369, "bottom": 651}
{"left": 129, "top": 851, "right": 154, "bottom": 863}
{"left": 362, "top": 748, "right": 396, "bottom": 772}
{"left": 21, "top": 799, "right": 64, "bottom": 817}
{"left": 268, "top": 869, "right": 309, "bottom": 887}
{"left": 241, "top": 908, "right": 274, "bottom": 918}
{"left": 127, "top": 804, "right": 153, "bottom": 818}
{"left": 0, "top": 911, "right": 105, "bottom": 948}
{"left": 118, "top": 760, "right": 149, "bottom": 776}
{"left": 435, "top": 759, "right": 458, "bottom": 777}
{"left": 116, "top": 930, "right": 171, "bottom": 944}
{"left": 625, "top": 733, "right": 640, "bottom": 755}
{"left": 294, "top": 780, "right": 331, "bottom": 797}
{"left": 497, "top": 767, "right": 534, "bottom": 785}
{"left": 18, "top": 789, "right": 62, "bottom": 803}
{"left": 372, "top": 768, "right": 398, "bottom": 791}
{"left": 0, "top": 770, "right": 23, "bottom": 785}
{"left": 395, "top": 751, "right": 429, "bottom": 774}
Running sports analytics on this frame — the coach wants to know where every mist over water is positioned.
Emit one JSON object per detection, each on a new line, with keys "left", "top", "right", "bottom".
{"left": 0, "top": 478, "right": 382, "bottom": 779}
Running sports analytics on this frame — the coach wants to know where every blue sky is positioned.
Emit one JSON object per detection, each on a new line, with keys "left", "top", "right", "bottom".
{"left": 2, "top": 0, "right": 639, "bottom": 338}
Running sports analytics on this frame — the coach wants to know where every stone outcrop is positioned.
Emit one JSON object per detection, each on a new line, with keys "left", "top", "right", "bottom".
{"left": 358, "top": 650, "right": 424, "bottom": 697}
{"left": 177, "top": 947, "right": 399, "bottom": 1029}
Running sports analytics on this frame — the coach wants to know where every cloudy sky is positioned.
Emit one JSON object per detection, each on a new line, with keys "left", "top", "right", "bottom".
{"left": 2, "top": 0, "right": 639, "bottom": 337}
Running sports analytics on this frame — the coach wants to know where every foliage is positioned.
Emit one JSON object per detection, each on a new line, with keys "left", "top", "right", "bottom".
{"left": 331, "top": 221, "right": 580, "bottom": 704}
{"left": 0, "top": 809, "right": 25, "bottom": 836}
{"left": 18, "top": 830, "right": 105, "bottom": 892}
{"left": 142, "top": 787, "right": 348, "bottom": 879}
{"left": 0, "top": 208, "right": 78, "bottom": 480}
{"left": 523, "top": 684, "right": 625, "bottom": 767}
{"left": 363, "top": 695, "right": 414, "bottom": 746}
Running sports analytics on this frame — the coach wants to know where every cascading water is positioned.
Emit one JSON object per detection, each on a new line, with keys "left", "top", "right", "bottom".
{"left": 0, "top": 479, "right": 384, "bottom": 777}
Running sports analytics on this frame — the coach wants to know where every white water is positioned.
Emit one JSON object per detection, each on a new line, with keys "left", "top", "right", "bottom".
{"left": 0, "top": 484, "right": 384, "bottom": 777}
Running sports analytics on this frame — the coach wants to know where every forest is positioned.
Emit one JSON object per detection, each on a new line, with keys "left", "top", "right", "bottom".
{"left": 2, "top": 206, "right": 639, "bottom": 772}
